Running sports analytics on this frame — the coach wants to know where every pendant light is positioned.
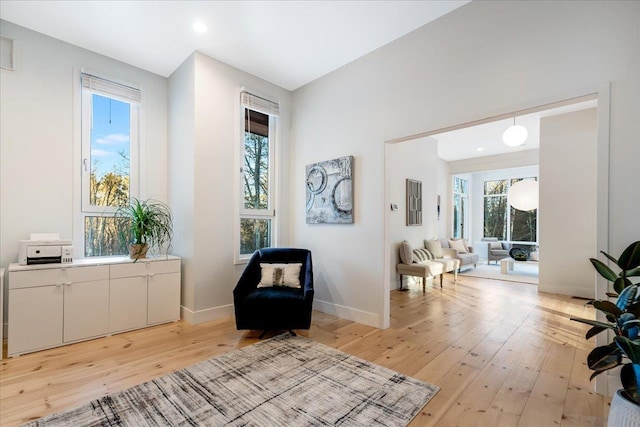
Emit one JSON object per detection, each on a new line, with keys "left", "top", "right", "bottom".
{"left": 503, "top": 117, "right": 528, "bottom": 147}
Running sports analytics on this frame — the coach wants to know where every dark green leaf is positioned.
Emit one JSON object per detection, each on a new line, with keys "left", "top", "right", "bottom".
{"left": 614, "top": 277, "right": 633, "bottom": 294}
{"left": 601, "top": 251, "right": 619, "bottom": 265}
{"left": 586, "top": 325, "right": 608, "bottom": 340}
{"left": 627, "top": 267, "right": 640, "bottom": 277}
{"left": 570, "top": 317, "right": 614, "bottom": 330}
{"left": 627, "top": 303, "right": 640, "bottom": 318}
{"left": 620, "top": 363, "right": 640, "bottom": 405}
{"left": 618, "top": 241, "right": 640, "bottom": 271}
{"left": 587, "top": 344, "right": 622, "bottom": 371}
{"left": 594, "top": 300, "right": 624, "bottom": 316}
{"left": 590, "top": 258, "right": 618, "bottom": 282}
{"left": 615, "top": 336, "right": 640, "bottom": 363}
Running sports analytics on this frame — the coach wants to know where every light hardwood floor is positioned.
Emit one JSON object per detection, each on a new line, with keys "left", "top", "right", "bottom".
{"left": 0, "top": 273, "right": 609, "bottom": 426}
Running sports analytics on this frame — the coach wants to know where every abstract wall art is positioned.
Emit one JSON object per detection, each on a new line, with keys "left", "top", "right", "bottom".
{"left": 406, "top": 179, "right": 422, "bottom": 226}
{"left": 306, "top": 156, "right": 354, "bottom": 224}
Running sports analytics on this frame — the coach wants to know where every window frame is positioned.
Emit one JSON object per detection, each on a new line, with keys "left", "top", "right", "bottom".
{"left": 482, "top": 177, "right": 538, "bottom": 244}
{"left": 236, "top": 90, "right": 278, "bottom": 263}
{"left": 76, "top": 70, "right": 141, "bottom": 257}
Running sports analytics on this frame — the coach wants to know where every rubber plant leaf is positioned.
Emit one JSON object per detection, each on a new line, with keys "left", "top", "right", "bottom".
{"left": 590, "top": 258, "right": 618, "bottom": 282}
{"left": 618, "top": 241, "right": 640, "bottom": 271}
{"left": 627, "top": 266, "right": 640, "bottom": 277}
{"left": 586, "top": 325, "right": 609, "bottom": 340}
{"left": 620, "top": 363, "right": 640, "bottom": 405}
{"left": 615, "top": 336, "right": 640, "bottom": 364}
{"left": 593, "top": 300, "right": 624, "bottom": 317}
{"left": 587, "top": 343, "right": 622, "bottom": 371}
{"left": 616, "top": 285, "right": 640, "bottom": 311}
{"left": 570, "top": 317, "right": 613, "bottom": 330}
{"left": 600, "top": 251, "right": 619, "bottom": 266}
{"left": 614, "top": 277, "right": 633, "bottom": 295}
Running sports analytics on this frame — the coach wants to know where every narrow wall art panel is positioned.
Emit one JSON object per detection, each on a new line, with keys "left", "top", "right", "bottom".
{"left": 306, "top": 156, "right": 354, "bottom": 224}
{"left": 406, "top": 179, "right": 422, "bottom": 226}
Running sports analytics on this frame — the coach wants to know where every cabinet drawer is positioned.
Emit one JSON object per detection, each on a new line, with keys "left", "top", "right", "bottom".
{"left": 110, "top": 262, "right": 148, "bottom": 279}
{"left": 149, "top": 259, "right": 180, "bottom": 275}
{"left": 10, "top": 265, "right": 109, "bottom": 289}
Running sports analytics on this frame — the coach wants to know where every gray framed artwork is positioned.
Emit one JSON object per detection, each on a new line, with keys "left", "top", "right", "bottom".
{"left": 306, "top": 156, "right": 354, "bottom": 224}
{"left": 406, "top": 179, "right": 422, "bottom": 226}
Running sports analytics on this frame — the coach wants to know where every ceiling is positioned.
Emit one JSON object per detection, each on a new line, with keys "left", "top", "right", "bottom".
{"left": 0, "top": 1, "right": 596, "bottom": 162}
{"left": 435, "top": 99, "right": 598, "bottom": 162}
{"left": 0, "top": 0, "right": 469, "bottom": 91}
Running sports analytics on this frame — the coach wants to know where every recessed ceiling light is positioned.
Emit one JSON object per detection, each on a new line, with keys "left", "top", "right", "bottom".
{"left": 477, "top": 147, "right": 484, "bottom": 152}
{"left": 193, "top": 22, "right": 207, "bottom": 33}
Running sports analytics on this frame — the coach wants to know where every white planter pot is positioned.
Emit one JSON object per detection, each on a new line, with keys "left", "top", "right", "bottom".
{"left": 608, "top": 389, "right": 640, "bottom": 427}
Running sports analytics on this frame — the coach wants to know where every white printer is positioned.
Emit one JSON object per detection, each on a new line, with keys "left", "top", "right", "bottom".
{"left": 18, "top": 233, "right": 73, "bottom": 265}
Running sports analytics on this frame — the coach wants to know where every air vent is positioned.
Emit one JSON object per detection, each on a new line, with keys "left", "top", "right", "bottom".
{"left": 1, "top": 36, "right": 15, "bottom": 71}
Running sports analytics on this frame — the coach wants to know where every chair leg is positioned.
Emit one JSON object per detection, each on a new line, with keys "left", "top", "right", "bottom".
{"left": 454, "top": 269, "right": 458, "bottom": 283}
{"left": 422, "top": 277, "right": 426, "bottom": 293}
{"left": 259, "top": 330, "right": 268, "bottom": 339}
{"left": 439, "top": 274, "right": 443, "bottom": 288}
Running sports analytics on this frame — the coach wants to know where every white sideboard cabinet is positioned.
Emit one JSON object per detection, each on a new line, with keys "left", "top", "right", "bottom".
{"left": 7, "top": 256, "right": 180, "bottom": 357}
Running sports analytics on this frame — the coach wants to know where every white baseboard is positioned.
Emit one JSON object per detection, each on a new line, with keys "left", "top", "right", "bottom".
{"left": 538, "top": 284, "right": 595, "bottom": 299}
{"left": 180, "top": 304, "right": 234, "bottom": 324}
{"left": 313, "top": 299, "right": 379, "bottom": 328}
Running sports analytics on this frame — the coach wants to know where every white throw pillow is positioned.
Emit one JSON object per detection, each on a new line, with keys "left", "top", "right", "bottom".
{"left": 449, "top": 239, "right": 468, "bottom": 254}
{"left": 399, "top": 240, "right": 414, "bottom": 264}
{"left": 258, "top": 263, "right": 302, "bottom": 288}
{"left": 424, "top": 239, "right": 443, "bottom": 258}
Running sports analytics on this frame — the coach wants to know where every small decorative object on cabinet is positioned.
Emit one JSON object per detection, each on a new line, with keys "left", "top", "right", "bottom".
{"left": 115, "top": 198, "right": 173, "bottom": 260}
{"left": 570, "top": 241, "right": 640, "bottom": 426}
{"left": 7, "top": 256, "right": 180, "bottom": 357}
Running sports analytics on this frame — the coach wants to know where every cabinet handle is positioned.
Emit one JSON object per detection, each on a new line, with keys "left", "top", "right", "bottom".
{"left": 148, "top": 273, "right": 155, "bottom": 277}
{"left": 65, "top": 282, "right": 72, "bottom": 286}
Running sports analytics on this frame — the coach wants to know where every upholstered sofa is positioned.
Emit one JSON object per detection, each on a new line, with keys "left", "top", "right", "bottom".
{"left": 427, "top": 238, "right": 479, "bottom": 271}
{"left": 482, "top": 237, "right": 511, "bottom": 264}
{"left": 396, "top": 240, "right": 459, "bottom": 292}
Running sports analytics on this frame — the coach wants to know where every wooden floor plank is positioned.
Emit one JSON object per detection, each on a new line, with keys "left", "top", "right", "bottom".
{"left": 0, "top": 273, "right": 608, "bottom": 427}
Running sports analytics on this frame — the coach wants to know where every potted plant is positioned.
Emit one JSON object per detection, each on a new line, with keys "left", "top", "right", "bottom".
{"left": 116, "top": 198, "right": 173, "bottom": 260}
{"left": 570, "top": 240, "right": 640, "bottom": 425}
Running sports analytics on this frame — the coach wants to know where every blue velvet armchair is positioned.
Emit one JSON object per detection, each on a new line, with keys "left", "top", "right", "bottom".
{"left": 233, "top": 248, "right": 314, "bottom": 336}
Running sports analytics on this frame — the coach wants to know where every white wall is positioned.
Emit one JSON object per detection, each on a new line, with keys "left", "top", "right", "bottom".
{"left": 0, "top": 20, "right": 168, "bottom": 332}
{"left": 539, "top": 108, "right": 598, "bottom": 298}
{"left": 436, "top": 158, "right": 450, "bottom": 239}
{"left": 385, "top": 137, "right": 438, "bottom": 290}
{"left": 291, "top": 1, "right": 640, "bottom": 328}
{"left": 168, "top": 52, "right": 292, "bottom": 323}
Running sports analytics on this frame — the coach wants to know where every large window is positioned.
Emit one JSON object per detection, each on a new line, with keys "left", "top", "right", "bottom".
{"left": 239, "top": 91, "right": 278, "bottom": 259}
{"left": 483, "top": 178, "right": 537, "bottom": 243}
{"left": 80, "top": 73, "right": 140, "bottom": 257}
{"left": 452, "top": 176, "right": 469, "bottom": 239}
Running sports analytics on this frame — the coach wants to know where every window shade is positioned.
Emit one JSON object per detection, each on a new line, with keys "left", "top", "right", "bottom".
{"left": 241, "top": 91, "right": 279, "bottom": 116}
{"left": 81, "top": 73, "right": 141, "bottom": 103}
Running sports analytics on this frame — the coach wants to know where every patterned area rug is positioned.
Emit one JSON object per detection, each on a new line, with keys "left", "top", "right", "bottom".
{"left": 25, "top": 334, "right": 439, "bottom": 426}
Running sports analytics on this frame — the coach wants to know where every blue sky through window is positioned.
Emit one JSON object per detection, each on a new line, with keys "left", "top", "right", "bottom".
{"left": 91, "top": 94, "right": 130, "bottom": 178}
